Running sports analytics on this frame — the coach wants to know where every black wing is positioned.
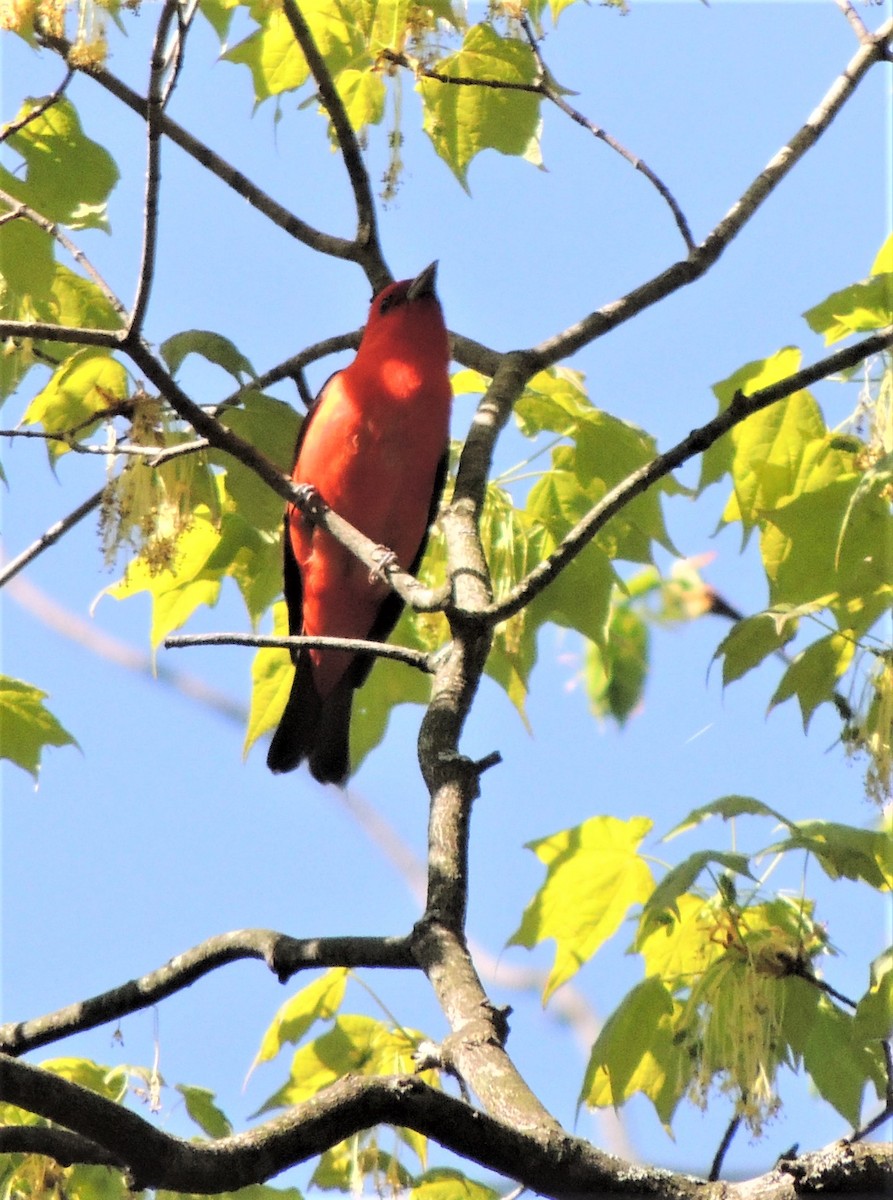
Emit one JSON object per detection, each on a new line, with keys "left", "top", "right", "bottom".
{"left": 347, "top": 445, "right": 449, "bottom": 690}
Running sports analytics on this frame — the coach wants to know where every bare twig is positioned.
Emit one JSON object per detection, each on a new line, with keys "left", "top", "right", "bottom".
{"left": 128, "top": 0, "right": 185, "bottom": 337}
{"left": 164, "top": 631, "right": 435, "bottom": 673}
{"left": 518, "top": 14, "right": 694, "bottom": 250}
{"left": 280, "top": 0, "right": 388, "bottom": 289}
{"left": 0, "top": 489, "right": 104, "bottom": 590}
{"left": 709, "top": 1110, "right": 742, "bottom": 1181}
{"left": 835, "top": 0, "right": 872, "bottom": 43}
{"left": 36, "top": 31, "right": 358, "bottom": 262}
{"left": 0, "top": 67, "right": 74, "bottom": 143}
{"left": 533, "top": 18, "right": 893, "bottom": 368}
{"left": 380, "top": 29, "right": 695, "bottom": 252}
{"left": 482, "top": 327, "right": 893, "bottom": 623}
{"left": 0, "top": 930, "right": 415, "bottom": 1056}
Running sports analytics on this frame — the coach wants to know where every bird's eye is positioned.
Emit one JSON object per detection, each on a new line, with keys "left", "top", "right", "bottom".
{"left": 378, "top": 291, "right": 399, "bottom": 314}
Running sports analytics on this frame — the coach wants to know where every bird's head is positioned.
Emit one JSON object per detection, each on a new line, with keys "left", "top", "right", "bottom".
{"left": 356, "top": 262, "right": 450, "bottom": 380}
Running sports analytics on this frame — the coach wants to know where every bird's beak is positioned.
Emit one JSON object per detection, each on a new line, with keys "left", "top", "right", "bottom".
{"left": 406, "top": 261, "right": 438, "bottom": 302}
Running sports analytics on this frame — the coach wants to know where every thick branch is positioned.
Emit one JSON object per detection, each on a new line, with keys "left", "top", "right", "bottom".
{"left": 484, "top": 327, "right": 893, "bottom": 622}
{"left": 1, "top": 1057, "right": 889, "bottom": 1198}
{"left": 0, "top": 930, "right": 414, "bottom": 1056}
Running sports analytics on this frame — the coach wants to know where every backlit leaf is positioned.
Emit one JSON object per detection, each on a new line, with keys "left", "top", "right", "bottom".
{"left": 252, "top": 968, "right": 349, "bottom": 1066}
{"left": 0, "top": 98, "right": 118, "bottom": 230}
{"left": 508, "top": 815, "right": 655, "bottom": 1003}
{"left": 420, "top": 24, "right": 541, "bottom": 188}
{"left": 176, "top": 1084, "right": 232, "bottom": 1138}
{"left": 0, "top": 676, "right": 78, "bottom": 779}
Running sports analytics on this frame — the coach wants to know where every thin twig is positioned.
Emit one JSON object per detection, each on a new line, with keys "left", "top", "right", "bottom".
{"left": 381, "top": 30, "right": 695, "bottom": 252}
{"left": 519, "top": 15, "right": 694, "bottom": 250}
{"left": 36, "top": 31, "right": 360, "bottom": 263}
{"left": 0, "top": 187, "right": 128, "bottom": 319}
{"left": 128, "top": 0, "right": 184, "bottom": 338}
{"left": 280, "top": 0, "right": 388, "bottom": 288}
{"left": 709, "top": 1110, "right": 742, "bottom": 1181}
{"left": 164, "top": 631, "right": 435, "bottom": 673}
{"left": 532, "top": 18, "right": 893, "bottom": 367}
{"left": 835, "top": 0, "right": 872, "bottom": 43}
{"left": 0, "top": 67, "right": 74, "bottom": 143}
{"left": 0, "top": 489, "right": 104, "bottom": 590}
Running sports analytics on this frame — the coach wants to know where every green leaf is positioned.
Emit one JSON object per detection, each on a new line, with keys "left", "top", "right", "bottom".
{"left": 224, "top": 0, "right": 363, "bottom": 105}
{"left": 508, "top": 815, "right": 655, "bottom": 1003}
{"left": 665, "top": 795, "right": 790, "bottom": 840}
{"left": 160, "top": 329, "right": 256, "bottom": 381}
{"left": 104, "top": 506, "right": 225, "bottom": 649}
{"left": 22, "top": 348, "right": 129, "bottom": 458}
{"left": 700, "top": 347, "right": 803, "bottom": 495}
{"left": 176, "top": 1084, "right": 233, "bottom": 1138}
{"left": 639, "top": 851, "right": 754, "bottom": 935}
{"left": 218, "top": 391, "right": 301, "bottom": 532}
{"left": 40, "top": 1058, "right": 129, "bottom": 1103}
{"left": 410, "top": 1169, "right": 499, "bottom": 1200}
{"left": 770, "top": 632, "right": 855, "bottom": 728}
{"left": 713, "top": 611, "right": 796, "bottom": 686}
{"left": 0, "top": 676, "right": 78, "bottom": 779}
{"left": 854, "top": 948, "right": 893, "bottom": 1042}
{"left": 245, "top": 602, "right": 293, "bottom": 758}
{"left": 768, "top": 820, "right": 893, "bottom": 890}
{"left": 0, "top": 98, "right": 118, "bottom": 230}
{"left": 336, "top": 68, "right": 386, "bottom": 131}
{"left": 255, "top": 1014, "right": 431, "bottom": 1114}
{"left": 580, "top": 976, "right": 688, "bottom": 1124}
{"left": 158, "top": 1186, "right": 302, "bottom": 1200}
{"left": 420, "top": 24, "right": 541, "bottom": 188}
{"left": 871, "top": 232, "right": 893, "bottom": 275}
{"left": 789, "top": 987, "right": 886, "bottom": 1126}
{"left": 252, "top": 968, "right": 349, "bottom": 1067}
{"left": 761, "top": 477, "right": 891, "bottom": 637}
{"left": 803, "top": 275, "right": 893, "bottom": 345}
{"left": 584, "top": 604, "right": 648, "bottom": 724}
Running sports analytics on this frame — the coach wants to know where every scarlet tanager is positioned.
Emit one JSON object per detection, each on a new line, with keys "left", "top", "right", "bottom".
{"left": 266, "top": 262, "right": 452, "bottom": 784}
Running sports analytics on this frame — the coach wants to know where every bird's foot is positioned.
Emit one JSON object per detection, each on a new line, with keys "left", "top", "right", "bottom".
{"left": 292, "top": 483, "right": 328, "bottom": 520}
{"left": 369, "top": 544, "right": 400, "bottom": 584}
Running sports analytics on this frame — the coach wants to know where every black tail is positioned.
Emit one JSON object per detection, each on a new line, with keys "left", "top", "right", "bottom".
{"left": 266, "top": 654, "right": 352, "bottom": 785}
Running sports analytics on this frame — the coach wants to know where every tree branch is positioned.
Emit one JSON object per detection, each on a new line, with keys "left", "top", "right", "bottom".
{"left": 380, "top": 33, "right": 695, "bottom": 252}
{"left": 0, "top": 488, "right": 104, "bottom": 590}
{"left": 127, "top": 0, "right": 185, "bottom": 338}
{"left": 0, "top": 66, "right": 74, "bottom": 143}
{"left": 0, "top": 930, "right": 415, "bottom": 1056}
{"left": 482, "top": 326, "right": 893, "bottom": 623}
{"left": 163, "top": 631, "right": 435, "bottom": 673}
{"left": 36, "top": 31, "right": 359, "bottom": 262}
{"left": 1, "top": 1056, "right": 889, "bottom": 1198}
{"left": 532, "top": 17, "right": 892, "bottom": 367}
{"left": 279, "top": 0, "right": 388, "bottom": 289}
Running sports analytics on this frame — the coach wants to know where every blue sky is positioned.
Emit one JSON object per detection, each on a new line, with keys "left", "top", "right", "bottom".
{"left": 2, "top": 0, "right": 891, "bottom": 1187}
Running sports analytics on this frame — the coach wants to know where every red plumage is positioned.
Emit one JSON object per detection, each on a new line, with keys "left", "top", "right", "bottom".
{"left": 267, "top": 262, "right": 451, "bottom": 784}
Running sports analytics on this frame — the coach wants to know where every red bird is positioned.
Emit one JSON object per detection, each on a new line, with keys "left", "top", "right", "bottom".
{"left": 267, "top": 262, "right": 452, "bottom": 784}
